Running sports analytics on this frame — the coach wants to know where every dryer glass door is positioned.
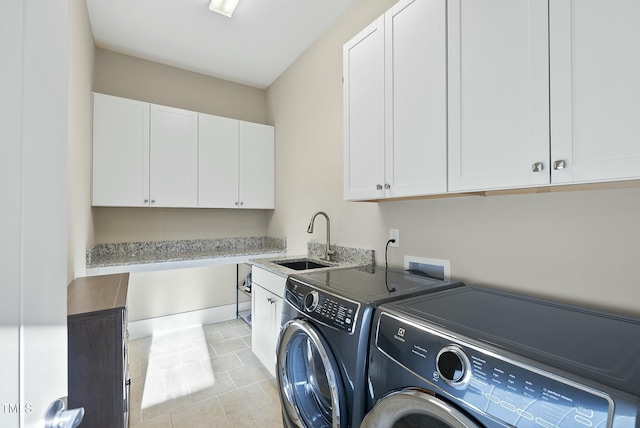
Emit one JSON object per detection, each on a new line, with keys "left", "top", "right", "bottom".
{"left": 277, "top": 319, "right": 346, "bottom": 428}
{"left": 362, "top": 389, "right": 482, "bottom": 428}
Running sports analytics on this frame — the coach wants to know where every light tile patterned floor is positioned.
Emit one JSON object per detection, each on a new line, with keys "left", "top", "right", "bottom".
{"left": 128, "top": 319, "right": 284, "bottom": 428}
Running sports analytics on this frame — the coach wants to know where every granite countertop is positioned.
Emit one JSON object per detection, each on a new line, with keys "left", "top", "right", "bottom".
{"left": 87, "top": 236, "right": 286, "bottom": 269}
{"left": 250, "top": 242, "right": 375, "bottom": 277}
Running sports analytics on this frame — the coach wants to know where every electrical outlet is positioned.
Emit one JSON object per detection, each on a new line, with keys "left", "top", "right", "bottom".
{"left": 389, "top": 229, "right": 399, "bottom": 247}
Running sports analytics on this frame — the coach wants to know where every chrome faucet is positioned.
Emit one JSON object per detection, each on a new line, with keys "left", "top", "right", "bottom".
{"left": 307, "top": 211, "right": 335, "bottom": 261}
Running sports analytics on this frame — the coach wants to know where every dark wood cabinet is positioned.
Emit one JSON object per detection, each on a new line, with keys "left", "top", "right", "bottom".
{"left": 67, "top": 274, "right": 130, "bottom": 428}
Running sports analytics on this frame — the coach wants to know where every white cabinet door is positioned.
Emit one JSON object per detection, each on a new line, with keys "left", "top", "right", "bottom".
{"left": 550, "top": 0, "right": 640, "bottom": 184}
{"left": 92, "top": 93, "right": 150, "bottom": 206}
{"left": 343, "top": 16, "right": 386, "bottom": 200}
{"left": 199, "top": 118, "right": 274, "bottom": 209}
{"left": 150, "top": 104, "right": 198, "bottom": 207}
{"left": 448, "top": 0, "right": 550, "bottom": 192}
{"left": 272, "top": 293, "right": 283, "bottom": 339}
{"left": 385, "top": 0, "right": 447, "bottom": 198}
{"left": 251, "top": 284, "right": 277, "bottom": 377}
{"left": 198, "top": 113, "right": 239, "bottom": 208}
{"left": 344, "top": 0, "right": 447, "bottom": 201}
{"left": 239, "top": 121, "right": 275, "bottom": 209}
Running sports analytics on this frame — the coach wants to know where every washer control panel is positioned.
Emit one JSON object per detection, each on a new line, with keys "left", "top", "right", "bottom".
{"left": 375, "top": 312, "right": 613, "bottom": 428}
{"left": 286, "top": 278, "right": 360, "bottom": 334}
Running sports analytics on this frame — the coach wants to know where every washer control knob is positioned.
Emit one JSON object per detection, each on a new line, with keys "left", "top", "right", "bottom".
{"left": 436, "top": 346, "right": 471, "bottom": 387}
{"left": 304, "top": 291, "right": 320, "bottom": 312}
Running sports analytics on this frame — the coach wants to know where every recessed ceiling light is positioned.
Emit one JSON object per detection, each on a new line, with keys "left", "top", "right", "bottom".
{"left": 209, "top": 0, "right": 240, "bottom": 17}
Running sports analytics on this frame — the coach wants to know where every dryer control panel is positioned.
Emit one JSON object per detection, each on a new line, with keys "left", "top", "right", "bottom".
{"left": 375, "top": 312, "right": 614, "bottom": 428}
{"left": 286, "top": 278, "right": 360, "bottom": 334}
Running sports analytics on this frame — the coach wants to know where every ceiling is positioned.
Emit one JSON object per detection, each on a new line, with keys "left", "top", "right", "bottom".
{"left": 86, "top": 0, "right": 358, "bottom": 89}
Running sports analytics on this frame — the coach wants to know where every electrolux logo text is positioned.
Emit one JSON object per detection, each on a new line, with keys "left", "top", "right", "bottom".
{"left": 393, "top": 327, "right": 406, "bottom": 342}
{"left": 1, "top": 403, "right": 33, "bottom": 414}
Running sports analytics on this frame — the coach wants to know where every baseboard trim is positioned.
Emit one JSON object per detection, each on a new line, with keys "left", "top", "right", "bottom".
{"left": 128, "top": 302, "right": 251, "bottom": 339}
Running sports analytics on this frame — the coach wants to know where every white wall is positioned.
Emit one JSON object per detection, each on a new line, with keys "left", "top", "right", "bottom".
{"left": 68, "top": 0, "right": 96, "bottom": 282}
{"left": 128, "top": 264, "right": 251, "bottom": 322}
{"left": 93, "top": 48, "right": 268, "bottom": 124}
{"left": 93, "top": 207, "right": 270, "bottom": 243}
{"left": 265, "top": 0, "right": 640, "bottom": 317}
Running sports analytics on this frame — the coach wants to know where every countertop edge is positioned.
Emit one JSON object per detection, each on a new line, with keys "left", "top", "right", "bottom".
{"left": 86, "top": 251, "right": 286, "bottom": 276}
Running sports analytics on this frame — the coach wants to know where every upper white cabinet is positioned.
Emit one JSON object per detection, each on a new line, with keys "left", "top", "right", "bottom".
{"left": 345, "top": 0, "right": 640, "bottom": 198}
{"left": 343, "top": 16, "right": 385, "bottom": 200}
{"left": 92, "top": 93, "right": 274, "bottom": 209}
{"left": 447, "top": 0, "right": 550, "bottom": 192}
{"left": 449, "top": 0, "right": 640, "bottom": 192}
{"left": 92, "top": 94, "right": 197, "bottom": 207}
{"left": 149, "top": 104, "right": 198, "bottom": 207}
{"left": 549, "top": 0, "right": 640, "bottom": 185}
{"left": 92, "top": 93, "right": 150, "bottom": 207}
{"left": 238, "top": 121, "right": 275, "bottom": 209}
{"left": 198, "top": 113, "right": 239, "bottom": 208}
{"left": 343, "top": 0, "right": 447, "bottom": 200}
{"left": 199, "top": 115, "right": 275, "bottom": 209}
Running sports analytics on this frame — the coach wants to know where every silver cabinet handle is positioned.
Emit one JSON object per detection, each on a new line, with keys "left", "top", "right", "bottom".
{"left": 267, "top": 297, "right": 275, "bottom": 304}
{"left": 240, "top": 201, "right": 244, "bottom": 207}
{"left": 376, "top": 184, "right": 383, "bottom": 190}
{"left": 384, "top": 183, "right": 390, "bottom": 189}
{"left": 144, "top": 199, "right": 149, "bottom": 203}
{"left": 151, "top": 199, "right": 156, "bottom": 204}
{"left": 553, "top": 160, "right": 567, "bottom": 170}
{"left": 531, "top": 162, "right": 544, "bottom": 172}
{"left": 235, "top": 202, "right": 239, "bottom": 206}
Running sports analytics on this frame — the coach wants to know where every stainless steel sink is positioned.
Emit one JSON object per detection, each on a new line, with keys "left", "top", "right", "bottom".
{"left": 274, "top": 259, "right": 331, "bottom": 270}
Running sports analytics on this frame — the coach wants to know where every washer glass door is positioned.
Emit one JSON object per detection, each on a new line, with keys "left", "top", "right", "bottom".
{"left": 277, "top": 319, "right": 346, "bottom": 428}
{"left": 362, "top": 389, "right": 481, "bottom": 428}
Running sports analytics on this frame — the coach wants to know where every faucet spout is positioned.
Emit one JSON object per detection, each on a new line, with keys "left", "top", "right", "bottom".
{"left": 307, "top": 211, "right": 334, "bottom": 261}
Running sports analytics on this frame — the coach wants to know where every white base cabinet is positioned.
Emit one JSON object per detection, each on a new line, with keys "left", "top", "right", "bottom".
{"left": 250, "top": 267, "right": 285, "bottom": 377}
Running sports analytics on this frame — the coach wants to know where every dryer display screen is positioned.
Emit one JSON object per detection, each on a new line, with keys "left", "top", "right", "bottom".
{"left": 376, "top": 313, "right": 613, "bottom": 428}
